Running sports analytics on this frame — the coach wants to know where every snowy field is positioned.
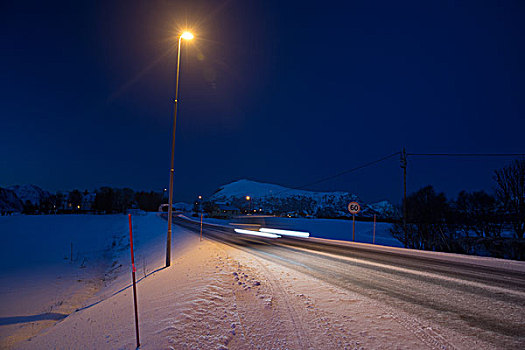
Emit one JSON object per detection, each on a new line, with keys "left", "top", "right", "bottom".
{"left": 0, "top": 213, "right": 176, "bottom": 348}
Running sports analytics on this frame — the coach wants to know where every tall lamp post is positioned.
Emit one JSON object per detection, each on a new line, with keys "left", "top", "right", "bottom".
{"left": 166, "top": 31, "right": 194, "bottom": 268}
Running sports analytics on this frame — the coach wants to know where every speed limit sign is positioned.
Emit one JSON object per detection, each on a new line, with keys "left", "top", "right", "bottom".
{"left": 348, "top": 202, "right": 360, "bottom": 214}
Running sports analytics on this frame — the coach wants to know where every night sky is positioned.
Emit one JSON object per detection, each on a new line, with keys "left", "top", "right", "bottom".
{"left": 1, "top": 0, "right": 524, "bottom": 203}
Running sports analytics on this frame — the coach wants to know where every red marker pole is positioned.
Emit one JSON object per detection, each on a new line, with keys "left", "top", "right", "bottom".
{"left": 373, "top": 214, "right": 376, "bottom": 244}
{"left": 200, "top": 213, "right": 203, "bottom": 241}
{"left": 352, "top": 214, "right": 355, "bottom": 241}
{"left": 128, "top": 214, "right": 140, "bottom": 348}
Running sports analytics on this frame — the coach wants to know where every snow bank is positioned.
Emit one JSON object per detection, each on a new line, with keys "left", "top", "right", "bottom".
{"left": 0, "top": 213, "right": 174, "bottom": 348}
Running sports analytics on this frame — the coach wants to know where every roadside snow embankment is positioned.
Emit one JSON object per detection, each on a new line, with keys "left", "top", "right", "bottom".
{"left": 0, "top": 213, "right": 171, "bottom": 349}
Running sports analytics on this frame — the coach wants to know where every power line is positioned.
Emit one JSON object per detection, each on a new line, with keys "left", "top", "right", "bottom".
{"left": 298, "top": 151, "right": 401, "bottom": 189}
{"left": 407, "top": 153, "right": 525, "bottom": 157}
{"left": 263, "top": 151, "right": 524, "bottom": 198}
{"left": 275, "top": 151, "right": 401, "bottom": 195}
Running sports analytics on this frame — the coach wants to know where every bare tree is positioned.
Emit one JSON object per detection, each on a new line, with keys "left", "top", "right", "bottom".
{"left": 391, "top": 186, "right": 457, "bottom": 252}
{"left": 494, "top": 159, "right": 525, "bottom": 239}
{"left": 455, "top": 190, "right": 503, "bottom": 239}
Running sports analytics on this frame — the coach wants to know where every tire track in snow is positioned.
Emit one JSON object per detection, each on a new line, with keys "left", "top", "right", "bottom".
{"left": 244, "top": 253, "right": 313, "bottom": 350}
{"left": 210, "top": 242, "right": 251, "bottom": 349}
{"left": 210, "top": 239, "right": 313, "bottom": 349}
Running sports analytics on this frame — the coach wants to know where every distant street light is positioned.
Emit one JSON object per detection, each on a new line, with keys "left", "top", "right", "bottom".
{"left": 197, "top": 195, "right": 203, "bottom": 214}
{"left": 166, "top": 31, "right": 194, "bottom": 268}
{"left": 246, "top": 196, "right": 251, "bottom": 214}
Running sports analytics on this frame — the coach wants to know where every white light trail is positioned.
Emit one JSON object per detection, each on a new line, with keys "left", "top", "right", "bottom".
{"left": 234, "top": 229, "right": 280, "bottom": 239}
{"left": 259, "top": 228, "right": 310, "bottom": 238}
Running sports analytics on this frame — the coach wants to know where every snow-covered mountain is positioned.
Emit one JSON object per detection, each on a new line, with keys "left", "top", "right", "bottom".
{"left": 209, "top": 179, "right": 395, "bottom": 218}
{"left": 366, "top": 200, "right": 396, "bottom": 216}
{"left": 210, "top": 179, "right": 352, "bottom": 200}
{"left": 0, "top": 187, "right": 24, "bottom": 213}
{"left": 7, "top": 184, "right": 51, "bottom": 206}
{"left": 173, "top": 202, "right": 193, "bottom": 212}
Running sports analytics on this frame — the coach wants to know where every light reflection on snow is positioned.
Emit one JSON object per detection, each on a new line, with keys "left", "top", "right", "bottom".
{"left": 259, "top": 228, "right": 310, "bottom": 238}
{"left": 234, "top": 228, "right": 280, "bottom": 238}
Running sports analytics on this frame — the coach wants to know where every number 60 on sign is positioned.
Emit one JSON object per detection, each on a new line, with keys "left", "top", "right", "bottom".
{"left": 348, "top": 202, "right": 360, "bottom": 214}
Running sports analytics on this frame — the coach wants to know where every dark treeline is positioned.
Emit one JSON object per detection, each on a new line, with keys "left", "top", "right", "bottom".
{"left": 28, "top": 188, "right": 165, "bottom": 214}
{"left": 391, "top": 159, "right": 525, "bottom": 260}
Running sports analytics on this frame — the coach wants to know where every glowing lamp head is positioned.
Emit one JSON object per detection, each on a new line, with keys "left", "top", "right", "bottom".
{"left": 181, "top": 32, "right": 194, "bottom": 40}
{"left": 246, "top": 196, "right": 251, "bottom": 201}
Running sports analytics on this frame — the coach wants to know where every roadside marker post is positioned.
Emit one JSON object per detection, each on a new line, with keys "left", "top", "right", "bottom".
{"left": 348, "top": 202, "right": 361, "bottom": 242}
{"left": 128, "top": 214, "right": 140, "bottom": 349}
{"left": 200, "top": 213, "right": 203, "bottom": 241}
{"left": 373, "top": 214, "right": 376, "bottom": 244}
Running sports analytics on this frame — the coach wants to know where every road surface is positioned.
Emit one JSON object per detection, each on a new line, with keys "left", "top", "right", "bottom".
{"left": 174, "top": 216, "right": 525, "bottom": 349}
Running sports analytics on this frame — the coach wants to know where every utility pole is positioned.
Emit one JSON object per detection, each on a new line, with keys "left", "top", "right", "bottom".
{"left": 400, "top": 148, "right": 408, "bottom": 247}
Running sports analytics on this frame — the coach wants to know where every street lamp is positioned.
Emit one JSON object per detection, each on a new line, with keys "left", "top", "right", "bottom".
{"left": 246, "top": 195, "right": 251, "bottom": 214}
{"left": 181, "top": 31, "right": 194, "bottom": 40}
{"left": 166, "top": 31, "right": 194, "bottom": 268}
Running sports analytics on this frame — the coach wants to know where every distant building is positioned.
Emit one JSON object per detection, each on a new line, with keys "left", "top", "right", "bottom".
{"left": 158, "top": 203, "right": 192, "bottom": 214}
{"left": 211, "top": 204, "right": 240, "bottom": 219}
{"left": 81, "top": 192, "right": 96, "bottom": 210}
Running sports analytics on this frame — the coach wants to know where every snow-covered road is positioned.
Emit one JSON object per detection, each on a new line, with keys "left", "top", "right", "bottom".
{"left": 176, "top": 217, "right": 525, "bottom": 349}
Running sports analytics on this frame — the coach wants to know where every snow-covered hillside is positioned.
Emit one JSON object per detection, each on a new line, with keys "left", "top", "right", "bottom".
{"left": 7, "top": 184, "right": 50, "bottom": 206}
{"left": 209, "top": 179, "right": 395, "bottom": 217}
{"left": 0, "top": 188, "right": 24, "bottom": 213}
{"left": 211, "top": 179, "right": 349, "bottom": 199}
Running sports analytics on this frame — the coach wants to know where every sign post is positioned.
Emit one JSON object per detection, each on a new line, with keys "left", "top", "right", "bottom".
{"left": 348, "top": 202, "right": 361, "bottom": 241}
{"left": 128, "top": 214, "right": 140, "bottom": 349}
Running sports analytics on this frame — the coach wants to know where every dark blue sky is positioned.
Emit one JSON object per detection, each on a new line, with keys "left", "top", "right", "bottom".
{"left": 1, "top": 0, "right": 524, "bottom": 203}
